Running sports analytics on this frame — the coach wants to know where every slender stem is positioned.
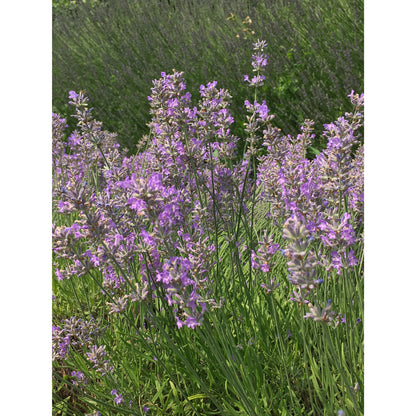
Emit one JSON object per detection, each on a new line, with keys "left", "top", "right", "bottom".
{"left": 322, "top": 324, "right": 361, "bottom": 414}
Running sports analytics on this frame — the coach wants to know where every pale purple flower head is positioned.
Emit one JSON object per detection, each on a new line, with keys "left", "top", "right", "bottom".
{"left": 110, "top": 389, "right": 124, "bottom": 405}
{"left": 304, "top": 300, "right": 335, "bottom": 324}
{"left": 68, "top": 90, "right": 78, "bottom": 100}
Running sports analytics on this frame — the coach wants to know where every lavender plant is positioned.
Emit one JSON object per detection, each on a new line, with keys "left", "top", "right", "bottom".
{"left": 53, "top": 39, "right": 363, "bottom": 415}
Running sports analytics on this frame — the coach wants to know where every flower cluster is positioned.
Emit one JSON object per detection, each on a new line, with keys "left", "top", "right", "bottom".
{"left": 243, "top": 40, "right": 275, "bottom": 157}
{"left": 251, "top": 230, "right": 280, "bottom": 273}
{"left": 282, "top": 215, "right": 322, "bottom": 291}
{"left": 86, "top": 344, "right": 114, "bottom": 376}
{"left": 53, "top": 70, "right": 252, "bottom": 331}
{"left": 251, "top": 230, "right": 281, "bottom": 293}
{"left": 244, "top": 40, "right": 268, "bottom": 87}
{"left": 258, "top": 93, "right": 364, "bottom": 277}
{"left": 304, "top": 300, "right": 335, "bottom": 324}
{"left": 254, "top": 89, "right": 363, "bottom": 324}
{"left": 71, "top": 370, "right": 88, "bottom": 387}
{"left": 52, "top": 317, "right": 104, "bottom": 361}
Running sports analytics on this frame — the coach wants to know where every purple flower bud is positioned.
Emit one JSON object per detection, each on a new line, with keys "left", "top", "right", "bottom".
{"left": 68, "top": 91, "right": 78, "bottom": 100}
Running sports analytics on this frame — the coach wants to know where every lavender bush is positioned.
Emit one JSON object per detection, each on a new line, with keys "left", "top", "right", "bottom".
{"left": 53, "top": 40, "right": 363, "bottom": 415}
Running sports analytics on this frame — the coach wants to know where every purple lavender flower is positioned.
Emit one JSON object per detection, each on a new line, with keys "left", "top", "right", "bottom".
{"left": 71, "top": 371, "right": 88, "bottom": 387}
{"left": 244, "top": 74, "right": 266, "bottom": 87}
{"left": 260, "top": 278, "right": 281, "bottom": 293}
{"left": 304, "top": 300, "right": 335, "bottom": 324}
{"left": 281, "top": 215, "right": 322, "bottom": 293}
{"left": 86, "top": 345, "right": 114, "bottom": 376}
{"left": 350, "top": 382, "right": 360, "bottom": 394}
{"left": 129, "top": 281, "right": 149, "bottom": 302}
{"left": 251, "top": 230, "right": 280, "bottom": 273}
{"left": 110, "top": 389, "right": 125, "bottom": 405}
{"left": 347, "top": 90, "right": 364, "bottom": 107}
{"left": 244, "top": 40, "right": 268, "bottom": 88}
{"left": 106, "top": 296, "right": 128, "bottom": 314}
{"left": 52, "top": 326, "right": 70, "bottom": 360}
{"left": 289, "top": 287, "right": 310, "bottom": 305}
{"left": 68, "top": 90, "right": 79, "bottom": 100}
{"left": 251, "top": 54, "right": 268, "bottom": 70}
{"left": 52, "top": 317, "right": 104, "bottom": 361}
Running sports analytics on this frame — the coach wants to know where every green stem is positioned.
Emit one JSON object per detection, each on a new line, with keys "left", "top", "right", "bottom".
{"left": 322, "top": 324, "right": 361, "bottom": 414}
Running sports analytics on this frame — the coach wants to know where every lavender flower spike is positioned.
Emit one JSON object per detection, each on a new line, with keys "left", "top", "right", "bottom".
{"left": 244, "top": 39, "right": 268, "bottom": 87}
{"left": 282, "top": 215, "right": 321, "bottom": 291}
{"left": 304, "top": 300, "right": 335, "bottom": 324}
